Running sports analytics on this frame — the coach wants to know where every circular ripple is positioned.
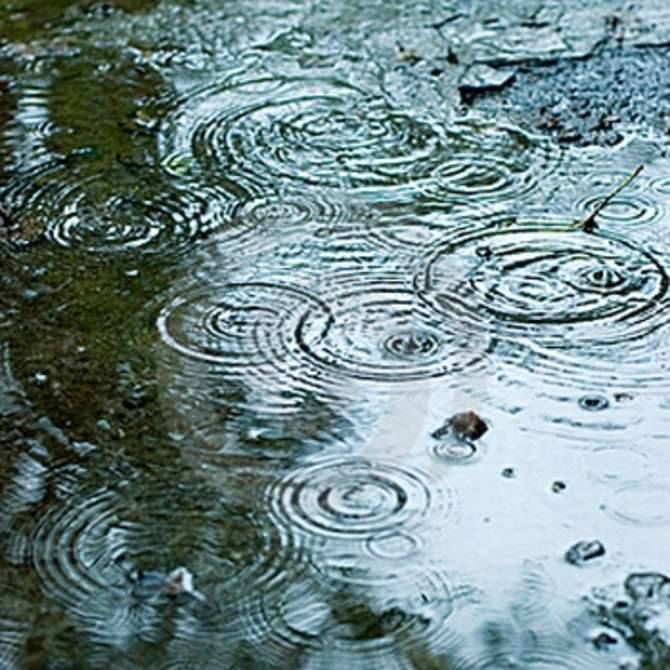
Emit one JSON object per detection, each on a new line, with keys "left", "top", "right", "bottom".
{"left": 161, "top": 77, "right": 449, "bottom": 192}
{"left": 450, "top": 646, "right": 602, "bottom": 670}
{"left": 418, "top": 225, "right": 669, "bottom": 348}
{"left": 49, "top": 188, "right": 175, "bottom": 252}
{"left": 364, "top": 530, "right": 424, "bottom": 561}
{"left": 418, "top": 118, "right": 560, "bottom": 206}
{"left": 30, "top": 487, "right": 127, "bottom": 610}
{"left": 490, "top": 330, "right": 670, "bottom": 397}
{"left": 581, "top": 446, "right": 651, "bottom": 485}
{"left": 161, "top": 78, "right": 559, "bottom": 201}
{"left": 269, "top": 457, "right": 451, "bottom": 540}
{"left": 293, "top": 279, "right": 489, "bottom": 384}
{"left": 157, "top": 282, "right": 331, "bottom": 372}
{"left": 2, "top": 168, "right": 236, "bottom": 254}
{"left": 430, "top": 439, "right": 480, "bottom": 464}
{"left": 602, "top": 481, "right": 670, "bottom": 526}
{"left": 237, "top": 188, "right": 353, "bottom": 232}
{"left": 649, "top": 173, "right": 670, "bottom": 199}
{"left": 243, "top": 564, "right": 456, "bottom": 662}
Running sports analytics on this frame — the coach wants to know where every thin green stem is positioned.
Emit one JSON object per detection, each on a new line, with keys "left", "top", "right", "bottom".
{"left": 575, "top": 164, "right": 644, "bottom": 232}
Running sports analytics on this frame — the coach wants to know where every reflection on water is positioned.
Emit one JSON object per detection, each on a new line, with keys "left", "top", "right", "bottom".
{"left": 2, "top": 0, "right": 670, "bottom": 668}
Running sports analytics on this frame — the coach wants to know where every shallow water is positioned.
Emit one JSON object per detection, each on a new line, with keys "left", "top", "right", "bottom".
{"left": 2, "top": 1, "right": 670, "bottom": 668}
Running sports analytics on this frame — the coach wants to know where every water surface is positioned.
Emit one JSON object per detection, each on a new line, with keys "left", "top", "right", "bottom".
{"left": 2, "top": 1, "right": 670, "bottom": 668}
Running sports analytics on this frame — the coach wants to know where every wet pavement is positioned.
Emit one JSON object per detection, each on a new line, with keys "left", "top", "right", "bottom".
{"left": 2, "top": 1, "right": 670, "bottom": 668}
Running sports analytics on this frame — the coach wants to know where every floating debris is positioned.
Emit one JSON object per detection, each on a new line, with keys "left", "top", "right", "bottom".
{"left": 565, "top": 540, "right": 606, "bottom": 566}
{"left": 116, "top": 555, "right": 206, "bottom": 602}
{"left": 575, "top": 164, "right": 644, "bottom": 232}
{"left": 163, "top": 567, "right": 206, "bottom": 602}
{"left": 432, "top": 411, "right": 488, "bottom": 441}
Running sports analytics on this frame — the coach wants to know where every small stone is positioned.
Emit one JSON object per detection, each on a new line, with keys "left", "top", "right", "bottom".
{"left": 592, "top": 630, "right": 618, "bottom": 649}
{"left": 565, "top": 539, "right": 606, "bottom": 566}
{"left": 448, "top": 411, "right": 488, "bottom": 440}
{"left": 551, "top": 480, "right": 567, "bottom": 493}
{"left": 501, "top": 467, "right": 516, "bottom": 479}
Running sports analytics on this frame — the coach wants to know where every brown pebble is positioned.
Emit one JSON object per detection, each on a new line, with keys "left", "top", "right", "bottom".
{"left": 449, "top": 411, "right": 487, "bottom": 440}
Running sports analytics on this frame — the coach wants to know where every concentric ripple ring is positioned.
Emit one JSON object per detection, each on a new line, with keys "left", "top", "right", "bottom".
{"left": 291, "top": 280, "right": 488, "bottom": 384}
{"left": 417, "top": 226, "right": 668, "bottom": 348}
{"left": 161, "top": 78, "right": 448, "bottom": 191}
{"left": 269, "top": 456, "right": 451, "bottom": 540}
{"left": 157, "top": 282, "right": 332, "bottom": 371}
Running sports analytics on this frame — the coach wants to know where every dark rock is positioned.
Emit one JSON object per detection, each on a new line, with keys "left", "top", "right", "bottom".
{"left": 592, "top": 629, "right": 619, "bottom": 649}
{"left": 551, "top": 480, "right": 567, "bottom": 493}
{"left": 565, "top": 539, "right": 606, "bottom": 566}
{"left": 501, "top": 467, "right": 516, "bottom": 479}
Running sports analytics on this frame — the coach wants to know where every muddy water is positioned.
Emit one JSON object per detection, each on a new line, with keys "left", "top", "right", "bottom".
{"left": 2, "top": 1, "right": 670, "bottom": 668}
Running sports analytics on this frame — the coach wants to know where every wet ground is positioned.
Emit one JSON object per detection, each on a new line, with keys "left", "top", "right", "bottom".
{"left": 2, "top": 1, "right": 670, "bottom": 668}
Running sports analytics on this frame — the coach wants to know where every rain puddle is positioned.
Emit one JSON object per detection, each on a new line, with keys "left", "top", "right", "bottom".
{"left": 2, "top": 1, "right": 670, "bottom": 668}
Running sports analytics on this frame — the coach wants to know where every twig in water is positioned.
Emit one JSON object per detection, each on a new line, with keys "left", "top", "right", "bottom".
{"left": 575, "top": 164, "right": 644, "bottom": 232}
